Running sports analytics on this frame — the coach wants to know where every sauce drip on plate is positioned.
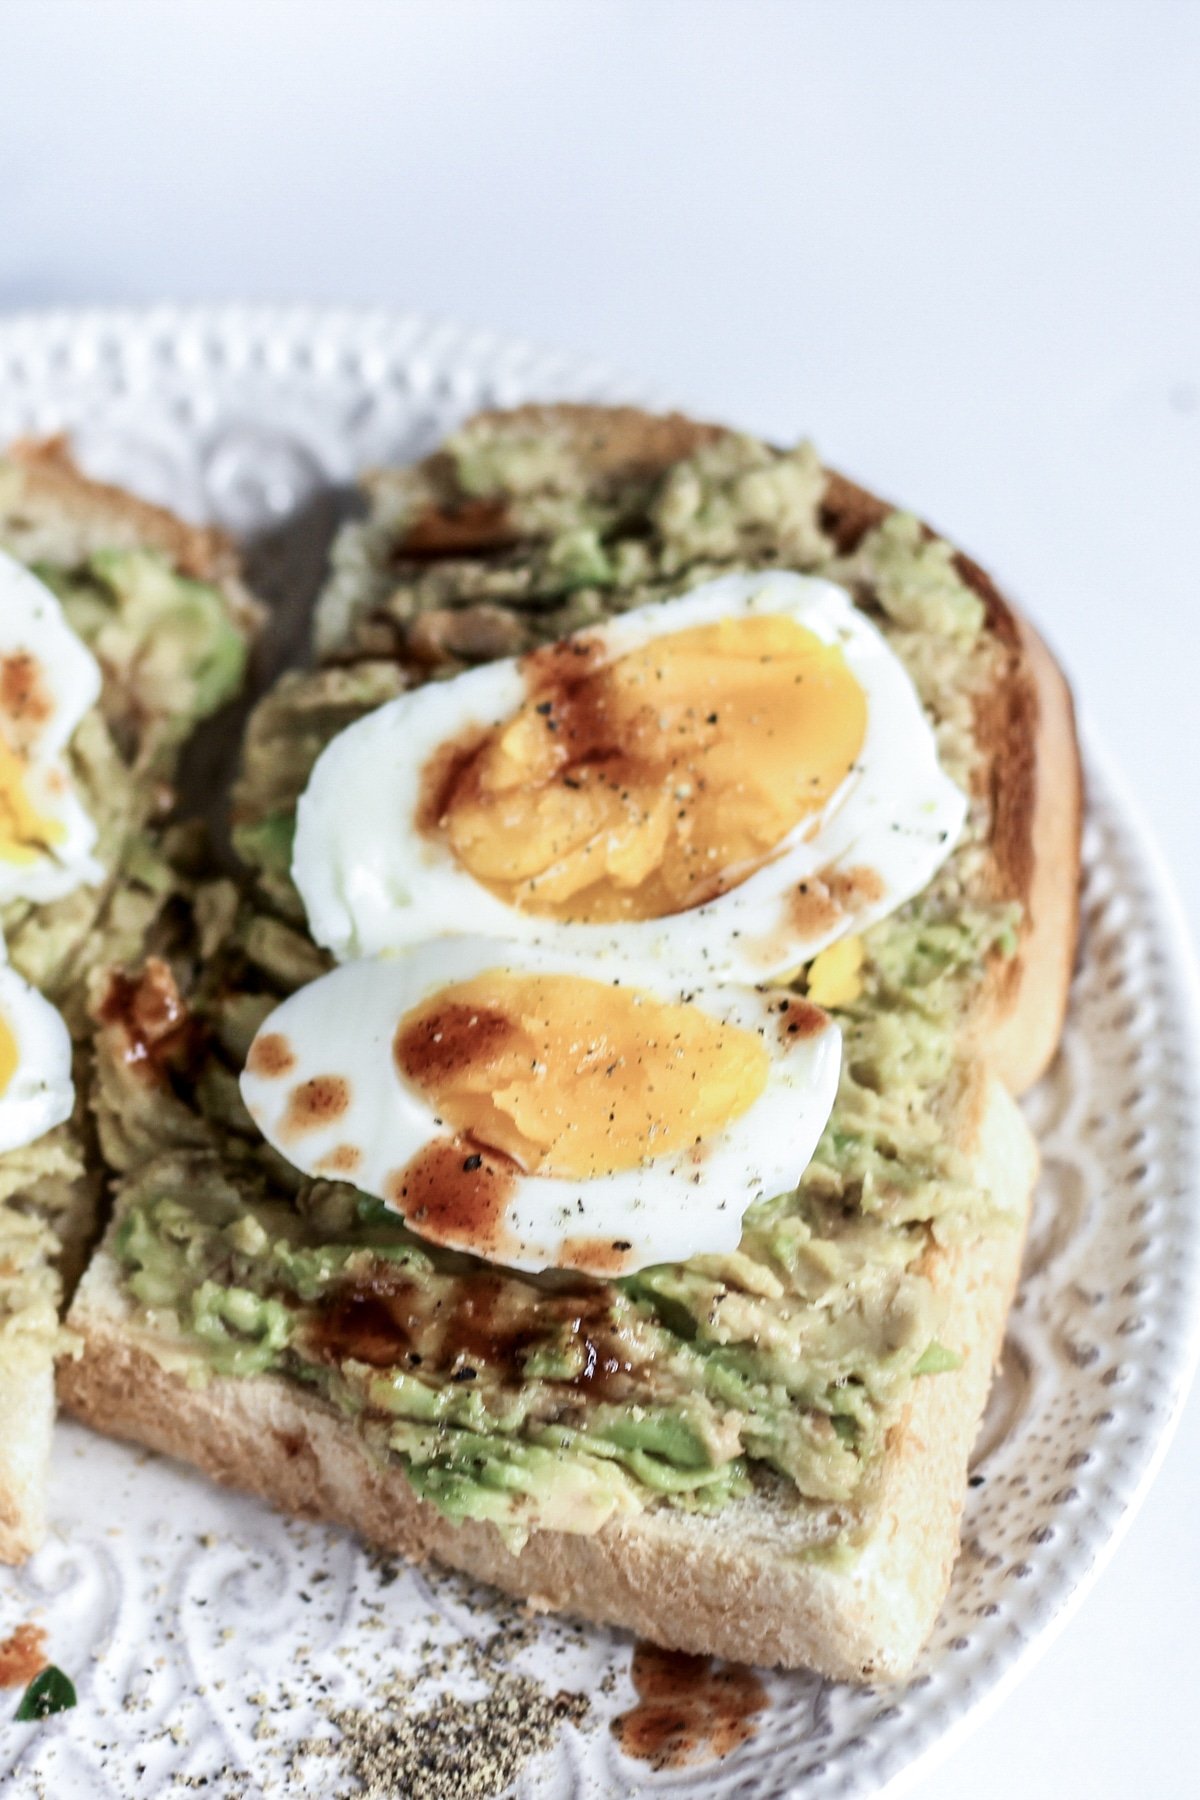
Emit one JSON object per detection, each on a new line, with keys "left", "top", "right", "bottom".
{"left": 612, "top": 1642, "right": 768, "bottom": 1769}
{"left": 0, "top": 1624, "right": 46, "bottom": 1689}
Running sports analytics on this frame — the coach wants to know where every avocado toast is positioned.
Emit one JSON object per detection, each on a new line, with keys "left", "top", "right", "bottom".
{"left": 0, "top": 438, "right": 257, "bottom": 1561}
{"left": 60, "top": 406, "right": 1081, "bottom": 1679}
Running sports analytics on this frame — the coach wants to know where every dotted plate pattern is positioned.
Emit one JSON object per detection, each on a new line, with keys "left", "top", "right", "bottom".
{"left": 0, "top": 307, "right": 1197, "bottom": 1800}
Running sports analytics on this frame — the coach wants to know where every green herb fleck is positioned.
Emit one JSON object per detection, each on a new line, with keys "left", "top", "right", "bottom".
{"left": 14, "top": 1666, "right": 76, "bottom": 1721}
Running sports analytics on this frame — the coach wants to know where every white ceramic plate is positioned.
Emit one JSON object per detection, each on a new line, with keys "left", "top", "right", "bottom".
{"left": 0, "top": 307, "right": 1197, "bottom": 1800}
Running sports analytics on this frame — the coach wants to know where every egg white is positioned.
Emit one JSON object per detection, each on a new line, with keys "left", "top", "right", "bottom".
{"left": 293, "top": 573, "right": 966, "bottom": 984}
{"left": 0, "top": 960, "right": 75, "bottom": 1154}
{"left": 0, "top": 552, "right": 103, "bottom": 909}
{"left": 239, "top": 936, "right": 842, "bottom": 1276}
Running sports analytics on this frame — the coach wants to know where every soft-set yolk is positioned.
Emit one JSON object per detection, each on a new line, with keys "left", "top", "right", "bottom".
{"left": 0, "top": 1010, "right": 18, "bottom": 1099}
{"left": 394, "top": 970, "right": 770, "bottom": 1180}
{"left": 433, "top": 614, "right": 868, "bottom": 923}
{"left": 0, "top": 738, "right": 66, "bottom": 867}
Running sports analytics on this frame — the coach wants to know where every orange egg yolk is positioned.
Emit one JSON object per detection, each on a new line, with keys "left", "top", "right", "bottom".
{"left": 432, "top": 614, "right": 868, "bottom": 923}
{"left": 0, "top": 739, "right": 65, "bottom": 867}
{"left": 394, "top": 970, "right": 770, "bottom": 1180}
{"left": 0, "top": 1010, "right": 18, "bottom": 1098}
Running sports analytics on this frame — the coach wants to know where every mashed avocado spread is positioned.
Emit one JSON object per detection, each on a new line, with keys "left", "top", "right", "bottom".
{"left": 101, "top": 422, "right": 1022, "bottom": 1547}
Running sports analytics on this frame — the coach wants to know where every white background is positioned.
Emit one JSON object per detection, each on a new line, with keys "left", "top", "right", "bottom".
{"left": 2, "top": 2, "right": 1198, "bottom": 1794}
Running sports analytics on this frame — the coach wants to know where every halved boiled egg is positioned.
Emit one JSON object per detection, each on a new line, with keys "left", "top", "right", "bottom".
{"left": 0, "top": 961, "right": 74, "bottom": 1153}
{"left": 0, "top": 552, "right": 103, "bottom": 909}
{"left": 240, "top": 936, "right": 841, "bottom": 1275}
{"left": 293, "top": 572, "right": 965, "bottom": 984}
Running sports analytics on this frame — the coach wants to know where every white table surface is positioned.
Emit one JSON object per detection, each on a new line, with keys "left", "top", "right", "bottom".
{"left": 2, "top": 2, "right": 1198, "bottom": 1794}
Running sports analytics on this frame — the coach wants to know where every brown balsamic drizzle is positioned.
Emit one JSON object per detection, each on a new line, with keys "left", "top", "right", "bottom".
{"left": 0, "top": 652, "right": 53, "bottom": 753}
{"left": 310, "top": 1287, "right": 423, "bottom": 1371}
{"left": 514, "top": 636, "right": 638, "bottom": 806}
{"left": 790, "top": 862, "right": 885, "bottom": 938}
{"left": 385, "top": 1137, "right": 517, "bottom": 1258}
{"left": 777, "top": 998, "right": 830, "bottom": 1042}
{"left": 612, "top": 1643, "right": 768, "bottom": 1770}
{"left": 313, "top": 1143, "right": 363, "bottom": 1177}
{"left": 310, "top": 1267, "right": 637, "bottom": 1398}
{"left": 520, "top": 631, "right": 606, "bottom": 692}
{"left": 0, "top": 1624, "right": 47, "bottom": 1689}
{"left": 788, "top": 879, "right": 845, "bottom": 940}
{"left": 555, "top": 1236, "right": 635, "bottom": 1278}
{"left": 823, "top": 863, "right": 886, "bottom": 910}
{"left": 417, "top": 633, "right": 617, "bottom": 847}
{"left": 415, "top": 726, "right": 491, "bottom": 837}
{"left": 280, "top": 1074, "right": 352, "bottom": 1140}
{"left": 244, "top": 1031, "right": 297, "bottom": 1080}
{"left": 95, "top": 958, "right": 196, "bottom": 1084}
{"left": 437, "top": 1273, "right": 636, "bottom": 1395}
{"left": 398, "top": 497, "right": 517, "bottom": 559}
{"left": 394, "top": 1002, "right": 518, "bottom": 1087}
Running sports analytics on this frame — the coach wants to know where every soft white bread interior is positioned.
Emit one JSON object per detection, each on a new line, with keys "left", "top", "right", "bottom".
{"left": 0, "top": 1223, "right": 58, "bottom": 1564}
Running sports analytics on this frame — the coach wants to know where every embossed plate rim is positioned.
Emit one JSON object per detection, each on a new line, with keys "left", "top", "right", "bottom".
{"left": 877, "top": 729, "right": 1200, "bottom": 1800}
{"left": 0, "top": 305, "right": 1195, "bottom": 1800}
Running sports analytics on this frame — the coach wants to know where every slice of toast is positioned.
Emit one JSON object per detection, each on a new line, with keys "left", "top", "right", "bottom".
{"left": 61, "top": 406, "right": 1081, "bottom": 1676}
{"left": 64, "top": 1070, "right": 1034, "bottom": 1680}
{"left": 0, "top": 440, "right": 258, "bottom": 1561}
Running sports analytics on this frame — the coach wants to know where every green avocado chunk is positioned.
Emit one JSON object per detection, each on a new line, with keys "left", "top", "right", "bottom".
{"left": 35, "top": 549, "right": 247, "bottom": 762}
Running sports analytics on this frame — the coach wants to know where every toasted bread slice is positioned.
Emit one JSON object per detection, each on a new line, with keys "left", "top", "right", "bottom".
{"left": 0, "top": 441, "right": 257, "bottom": 1562}
{"left": 1, "top": 437, "right": 249, "bottom": 590}
{"left": 61, "top": 405, "right": 1080, "bottom": 1673}
{"left": 0, "top": 1213, "right": 59, "bottom": 1563}
{"left": 62, "top": 1071, "right": 1034, "bottom": 1680}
